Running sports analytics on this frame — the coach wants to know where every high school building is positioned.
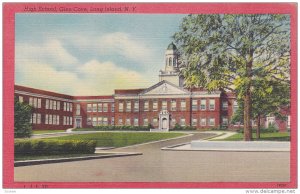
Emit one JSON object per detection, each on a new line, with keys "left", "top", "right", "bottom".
{"left": 14, "top": 43, "right": 290, "bottom": 131}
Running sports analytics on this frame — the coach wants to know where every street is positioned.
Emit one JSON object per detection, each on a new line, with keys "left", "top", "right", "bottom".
{"left": 14, "top": 132, "right": 290, "bottom": 182}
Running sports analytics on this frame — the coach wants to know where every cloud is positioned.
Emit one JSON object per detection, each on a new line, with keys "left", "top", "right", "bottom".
{"left": 15, "top": 33, "right": 159, "bottom": 95}
{"left": 16, "top": 39, "right": 78, "bottom": 68}
{"left": 15, "top": 59, "right": 153, "bottom": 96}
{"left": 98, "top": 32, "right": 155, "bottom": 64}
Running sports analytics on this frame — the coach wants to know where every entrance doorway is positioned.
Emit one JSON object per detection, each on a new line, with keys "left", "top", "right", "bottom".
{"left": 75, "top": 118, "right": 82, "bottom": 128}
{"left": 162, "top": 118, "right": 168, "bottom": 129}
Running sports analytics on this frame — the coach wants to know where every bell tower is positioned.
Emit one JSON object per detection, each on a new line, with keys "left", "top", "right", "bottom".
{"left": 159, "top": 42, "right": 184, "bottom": 87}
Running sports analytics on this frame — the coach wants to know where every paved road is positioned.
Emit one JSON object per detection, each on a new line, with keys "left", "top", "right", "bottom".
{"left": 14, "top": 132, "right": 290, "bottom": 182}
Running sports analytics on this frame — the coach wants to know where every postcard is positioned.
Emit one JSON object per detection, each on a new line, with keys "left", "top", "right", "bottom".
{"left": 2, "top": 2, "right": 297, "bottom": 190}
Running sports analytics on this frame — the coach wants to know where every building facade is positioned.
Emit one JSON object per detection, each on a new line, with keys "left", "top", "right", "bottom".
{"left": 14, "top": 43, "right": 290, "bottom": 132}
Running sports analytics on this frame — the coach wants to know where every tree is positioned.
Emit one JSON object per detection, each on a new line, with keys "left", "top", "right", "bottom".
{"left": 173, "top": 14, "right": 290, "bottom": 141}
{"left": 232, "top": 79, "right": 290, "bottom": 139}
{"left": 14, "top": 98, "right": 33, "bottom": 138}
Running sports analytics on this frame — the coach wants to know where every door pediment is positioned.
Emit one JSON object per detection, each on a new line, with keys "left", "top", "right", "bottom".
{"left": 140, "top": 80, "right": 190, "bottom": 96}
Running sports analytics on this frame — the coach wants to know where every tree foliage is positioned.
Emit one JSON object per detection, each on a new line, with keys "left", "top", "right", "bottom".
{"left": 173, "top": 14, "right": 290, "bottom": 141}
{"left": 14, "top": 98, "right": 33, "bottom": 138}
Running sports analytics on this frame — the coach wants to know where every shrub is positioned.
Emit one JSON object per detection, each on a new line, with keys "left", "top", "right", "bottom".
{"left": 14, "top": 98, "right": 33, "bottom": 138}
{"left": 170, "top": 123, "right": 196, "bottom": 131}
{"left": 14, "top": 139, "right": 97, "bottom": 155}
{"left": 93, "top": 125, "right": 150, "bottom": 131}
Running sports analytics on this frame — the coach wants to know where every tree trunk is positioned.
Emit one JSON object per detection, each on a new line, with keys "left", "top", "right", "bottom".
{"left": 244, "top": 90, "right": 252, "bottom": 141}
{"left": 244, "top": 49, "right": 254, "bottom": 141}
{"left": 256, "top": 114, "right": 261, "bottom": 139}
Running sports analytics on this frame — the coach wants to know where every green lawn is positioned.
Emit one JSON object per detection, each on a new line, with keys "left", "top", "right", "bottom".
{"left": 15, "top": 153, "right": 108, "bottom": 161}
{"left": 220, "top": 132, "right": 290, "bottom": 141}
{"left": 32, "top": 130, "right": 66, "bottom": 134}
{"left": 45, "top": 132, "right": 185, "bottom": 147}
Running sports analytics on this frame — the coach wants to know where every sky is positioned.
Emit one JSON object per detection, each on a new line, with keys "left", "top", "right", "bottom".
{"left": 15, "top": 14, "right": 186, "bottom": 95}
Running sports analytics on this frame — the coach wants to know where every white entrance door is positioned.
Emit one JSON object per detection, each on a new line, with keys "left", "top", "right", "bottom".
{"left": 162, "top": 118, "right": 168, "bottom": 129}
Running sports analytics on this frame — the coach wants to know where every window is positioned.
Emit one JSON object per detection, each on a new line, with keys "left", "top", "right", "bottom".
{"left": 63, "top": 102, "right": 66, "bottom": 111}
{"left": 18, "top": 96, "right": 23, "bottom": 103}
{"left": 103, "top": 103, "right": 108, "bottom": 112}
{"left": 143, "top": 118, "right": 148, "bottom": 126}
{"left": 125, "top": 118, "right": 131, "bottom": 125}
{"left": 93, "top": 104, "right": 97, "bottom": 112}
{"left": 134, "top": 118, "right": 139, "bottom": 126}
{"left": 70, "top": 117, "right": 72, "bottom": 125}
{"left": 192, "top": 118, "right": 197, "bottom": 126}
{"left": 52, "top": 101, "right": 56, "bottom": 110}
{"left": 92, "top": 117, "right": 97, "bottom": 126}
{"left": 162, "top": 100, "right": 167, "bottom": 111}
{"left": 49, "top": 115, "right": 53, "bottom": 125}
{"left": 118, "top": 118, "right": 123, "bottom": 126}
{"left": 233, "top": 100, "right": 238, "bottom": 113}
{"left": 57, "top": 115, "right": 60, "bottom": 125}
{"left": 222, "top": 101, "right": 228, "bottom": 110}
{"left": 126, "top": 101, "right": 131, "bottom": 112}
{"left": 33, "top": 98, "right": 38, "bottom": 108}
{"left": 46, "top": 99, "right": 49, "bottom": 109}
{"left": 153, "top": 100, "right": 158, "bottom": 111}
{"left": 171, "top": 118, "right": 176, "bottom": 126}
{"left": 53, "top": 115, "right": 57, "bottom": 125}
{"left": 111, "top": 117, "right": 115, "bottom": 125}
{"left": 209, "top": 99, "right": 215, "bottom": 110}
{"left": 45, "top": 114, "right": 48, "bottom": 124}
{"left": 32, "top": 113, "right": 36, "bottom": 124}
{"left": 180, "top": 118, "right": 186, "bottom": 126}
{"left": 98, "top": 103, "right": 102, "bottom": 112}
{"left": 37, "top": 98, "right": 41, "bottom": 108}
{"left": 97, "top": 117, "right": 102, "bottom": 126}
{"left": 180, "top": 100, "right": 186, "bottom": 111}
{"left": 153, "top": 118, "right": 158, "bottom": 126}
{"left": 76, "top": 104, "right": 80, "bottom": 115}
{"left": 200, "top": 99, "right": 206, "bottom": 110}
{"left": 87, "top": 104, "right": 92, "bottom": 112}
{"left": 87, "top": 117, "right": 92, "bottom": 125}
{"left": 66, "top": 117, "right": 69, "bottom": 125}
{"left": 134, "top": 101, "right": 139, "bottom": 112}
{"left": 49, "top": 100, "right": 53, "bottom": 110}
{"left": 209, "top": 117, "right": 215, "bottom": 126}
{"left": 192, "top": 100, "right": 198, "bottom": 111}
{"left": 169, "top": 57, "right": 172, "bottom": 66}
{"left": 222, "top": 117, "right": 228, "bottom": 126}
{"left": 57, "top": 101, "right": 60, "bottom": 110}
{"left": 144, "top": 101, "right": 149, "bottom": 111}
{"left": 70, "top": 103, "right": 72, "bottom": 112}
{"left": 200, "top": 118, "right": 206, "bottom": 126}
{"left": 103, "top": 117, "right": 108, "bottom": 126}
{"left": 171, "top": 100, "right": 176, "bottom": 111}
{"left": 111, "top": 103, "right": 115, "bottom": 112}
{"left": 119, "top": 102, "right": 124, "bottom": 112}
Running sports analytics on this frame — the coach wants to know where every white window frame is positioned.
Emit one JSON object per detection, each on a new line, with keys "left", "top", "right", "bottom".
{"left": 209, "top": 99, "right": 215, "bottom": 110}
{"left": 200, "top": 99, "right": 206, "bottom": 110}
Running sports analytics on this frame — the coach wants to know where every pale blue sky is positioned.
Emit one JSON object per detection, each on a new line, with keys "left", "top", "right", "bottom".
{"left": 15, "top": 14, "right": 186, "bottom": 95}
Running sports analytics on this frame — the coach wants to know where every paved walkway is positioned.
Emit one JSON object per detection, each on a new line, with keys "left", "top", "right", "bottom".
{"left": 15, "top": 132, "right": 290, "bottom": 182}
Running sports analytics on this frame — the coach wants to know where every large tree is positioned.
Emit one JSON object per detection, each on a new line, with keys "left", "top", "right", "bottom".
{"left": 232, "top": 79, "right": 290, "bottom": 139}
{"left": 14, "top": 98, "right": 33, "bottom": 138}
{"left": 174, "top": 14, "right": 290, "bottom": 141}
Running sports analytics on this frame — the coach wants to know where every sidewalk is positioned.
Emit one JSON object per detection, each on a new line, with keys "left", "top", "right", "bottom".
{"left": 162, "top": 131, "right": 290, "bottom": 152}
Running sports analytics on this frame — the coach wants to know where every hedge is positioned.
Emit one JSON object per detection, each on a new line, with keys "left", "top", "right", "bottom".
{"left": 93, "top": 125, "right": 151, "bottom": 131}
{"left": 14, "top": 139, "right": 97, "bottom": 155}
{"left": 169, "top": 124, "right": 197, "bottom": 131}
